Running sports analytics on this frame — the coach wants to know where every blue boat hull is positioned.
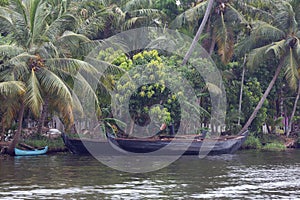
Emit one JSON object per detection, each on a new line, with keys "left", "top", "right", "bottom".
{"left": 14, "top": 146, "right": 48, "bottom": 156}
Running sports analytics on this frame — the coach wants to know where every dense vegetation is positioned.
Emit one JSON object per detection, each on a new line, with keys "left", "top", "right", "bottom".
{"left": 1, "top": 0, "right": 300, "bottom": 153}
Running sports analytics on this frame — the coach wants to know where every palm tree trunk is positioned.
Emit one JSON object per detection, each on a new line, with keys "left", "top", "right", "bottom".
{"left": 37, "top": 98, "right": 49, "bottom": 135}
{"left": 239, "top": 58, "right": 284, "bottom": 134}
{"left": 1, "top": 120, "right": 5, "bottom": 140}
{"left": 182, "top": 0, "right": 215, "bottom": 65}
{"left": 286, "top": 80, "right": 300, "bottom": 137}
{"left": 209, "top": 34, "right": 216, "bottom": 55}
{"left": 238, "top": 56, "right": 247, "bottom": 125}
{"left": 7, "top": 102, "right": 25, "bottom": 155}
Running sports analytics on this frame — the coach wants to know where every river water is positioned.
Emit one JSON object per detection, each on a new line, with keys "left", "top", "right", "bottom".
{"left": 0, "top": 150, "right": 299, "bottom": 199}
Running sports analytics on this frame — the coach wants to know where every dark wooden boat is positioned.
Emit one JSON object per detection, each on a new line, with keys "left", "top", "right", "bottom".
{"left": 61, "top": 133, "right": 122, "bottom": 155}
{"left": 106, "top": 130, "right": 249, "bottom": 156}
{"left": 62, "top": 130, "right": 248, "bottom": 156}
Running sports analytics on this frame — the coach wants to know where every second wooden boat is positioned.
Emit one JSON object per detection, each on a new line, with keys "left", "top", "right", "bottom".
{"left": 106, "top": 130, "right": 249, "bottom": 156}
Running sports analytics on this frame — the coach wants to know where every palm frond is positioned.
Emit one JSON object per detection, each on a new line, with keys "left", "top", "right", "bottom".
{"left": 85, "top": 56, "right": 126, "bottom": 76}
{"left": 77, "top": 13, "right": 107, "bottom": 39}
{"left": 3, "top": 0, "right": 31, "bottom": 46}
{"left": 69, "top": 90, "right": 84, "bottom": 116}
{"left": 291, "top": 0, "right": 300, "bottom": 24}
{"left": 247, "top": 44, "right": 273, "bottom": 70}
{"left": 170, "top": 1, "right": 207, "bottom": 28}
{"left": 38, "top": 42, "right": 59, "bottom": 59}
{"left": 9, "top": 0, "right": 28, "bottom": 24}
{"left": 227, "top": 4, "right": 249, "bottom": 25}
{"left": 274, "top": 1, "right": 297, "bottom": 33}
{"left": 59, "top": 29, "right": 92, "bottom": 42}
{"left": 43, "top": 13, "right": 77, "bottom": 42}
{"left": 252, "top": 20, "right": 285, "bottom": 42}
{"left": 56, "top": 31, "right": 93, "bottom": 56}
{"left": 31, "top": 0, "right": 50, "bottom": 44}
{"left": 123, "top": 16, "right": 146, "bottom": 30}
{"left": 0, "top": 45, "right": 25, "bottom": 57}
{"left": 50, "top": 97, "right": 74, "bottom": 128}
{"left": 237, "top": 20, "right": 286, "bottom": 57}
{"left": 123, "top": 0, "right": 154, "bottom": 11}
{"left": 131, "top": 8, "right": 161, "bottom": 16}
{"left": 266, "top": 39, "right": 286, "bottom": 58}
{"left": 0, "top": 6, "right": 14, "bottom": 25}
{"left": 284, "top": 47, "right": 299, "bottom": 91}
{"left": 29, "top": 0, "right": 40, "bottom": 34}
{"left": 0, "top": 81, "right": 25, "bottom": 97}
{"left": 215, "top": 12, "right": 234, "bottom": 64}
{"left": 25, "top": 69, "right": 43, "bottom": 116}
{"left": 72, "top": 73, "right": 100, "bottom": 112}
{"left": 0, "top": 95, "right": 21, "bottom": 129}
{"left": 235, "top": 1, "right": 274, "bottom": 22}
{"left": 8, "top": 52, "right": 35, "bottom": 66}
{"left": 46, "top": 58, "right": 99, "bottom": 75}
{"left": 38, "top": 68, "right": 72, "bottom": 102}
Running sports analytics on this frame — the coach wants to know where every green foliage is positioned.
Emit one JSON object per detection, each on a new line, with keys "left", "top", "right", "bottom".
{"left": 113, "top": 50, "right": 182, "bottom": 126}
{"left": 242, "top": 78, "right": 268, "bottom": 132}
{"left": 0, "top": 0, "right": 8, "bottom": 6}
{"left": 21, "top": 136, "right": 65, "bottom": 149}
{"left": 262, "top": 141, "right": 286, "bottom": 151}
{"left": 97, "top": 47, "right": 133, "bottom": 71}
{"left": 243, "top": 133, "right": 262, "bottom": 149}
{"left": 0, "top": 34, "right": 11, "bottom": 45}
{"left": 133, "top": 50, "right": 162, "bottom": 65}
{"left": 73, "top": 0, "right": 112, "bottom": 39}
{"left": 149, "top": 106, "right": 171, "bottom": 124}
{"left": 96, "top": 48, "right": 211, "bottom": 133}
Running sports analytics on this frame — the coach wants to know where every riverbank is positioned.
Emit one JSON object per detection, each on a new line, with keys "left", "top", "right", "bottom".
{"left": 0, "top": 136, "right": 68, "bottom": 155}
{"left": 1, "top": 132, "right": 299, "bottom": 156}
{"left": 242, "top": 132, "right": 300, "bottom": 151}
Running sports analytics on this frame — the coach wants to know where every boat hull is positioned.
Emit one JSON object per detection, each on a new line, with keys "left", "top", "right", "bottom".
{"left": 107, "top": 131, "right": 248, "bottom": 156}
{"left": 14, "top": 146, "right": 48, "bottom": 156}
{"left": 61, "top": 133, "right": 121, "bottom": 155}
{"left": 62, "top": 131, "right": 248, "bottom": 156}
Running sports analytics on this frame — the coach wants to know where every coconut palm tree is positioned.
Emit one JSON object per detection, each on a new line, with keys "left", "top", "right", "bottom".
{"left": 0, "top": 0, "right": 100, "bottom": 154}
{"left": 172, "top": 0, "right": 250, "bottom": 64}
{"left": 239, "top": 0, "right": 300, "bottom": 134}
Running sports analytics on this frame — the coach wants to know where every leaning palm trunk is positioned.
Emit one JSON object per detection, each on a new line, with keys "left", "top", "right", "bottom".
{"left": 238, "top": 56, "right": 247, "bottom": 125}
{"left": 182, "top": 0, "right": 215, "bottom": 65}
{"left": 7, "top": 102, "right": 25, "bottom": 155}
{"left": 286, "top": 80, "right": 300, "bottom": 137}
{"left": 239, "top": 58, "right": 284, "bottom": 134}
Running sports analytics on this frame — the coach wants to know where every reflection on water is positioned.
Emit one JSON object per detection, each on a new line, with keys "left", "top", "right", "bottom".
{"left": 0, "top": 150, "right": 299, "bottom": 199}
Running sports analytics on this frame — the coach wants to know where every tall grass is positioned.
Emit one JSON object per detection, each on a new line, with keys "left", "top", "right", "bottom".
{"left": 262, "top": 142, "right": 286, "bottom": 151}
{"left": 20, "top": 137, "right": 65, "bottom": 149}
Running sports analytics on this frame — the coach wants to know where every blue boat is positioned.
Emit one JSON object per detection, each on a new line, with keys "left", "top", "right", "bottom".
{"left": 14, "top": 146, "right": 48, "bottom": 156}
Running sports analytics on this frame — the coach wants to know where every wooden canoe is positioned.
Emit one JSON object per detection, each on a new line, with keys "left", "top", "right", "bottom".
{"left": 14, "top": 146, "right": 48, "bottom": 156}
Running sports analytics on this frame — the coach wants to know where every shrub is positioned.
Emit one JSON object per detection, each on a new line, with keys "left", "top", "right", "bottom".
{"left": 242, "top": 134, "right": 262, "bottom": 149}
